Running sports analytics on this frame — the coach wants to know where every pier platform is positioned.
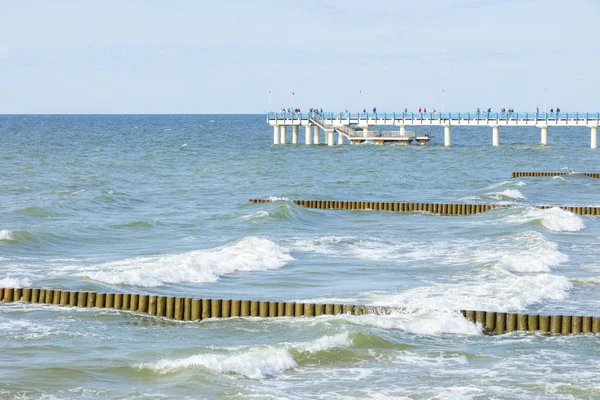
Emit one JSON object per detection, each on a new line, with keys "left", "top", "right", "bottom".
{"left": 267, "top": 111, "right": 600, "bottom": 148}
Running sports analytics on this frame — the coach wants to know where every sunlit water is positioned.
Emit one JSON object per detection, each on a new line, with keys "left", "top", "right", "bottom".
{"left": 0, "top": 115, "right": 599, "bottom": 399}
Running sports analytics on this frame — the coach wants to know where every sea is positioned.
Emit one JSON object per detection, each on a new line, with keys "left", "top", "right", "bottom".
{"left": 0, "top": 114, "right": 599, "bottom": 399}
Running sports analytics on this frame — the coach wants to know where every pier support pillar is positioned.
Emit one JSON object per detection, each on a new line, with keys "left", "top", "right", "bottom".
{"left": 492, "top": 125, "right": 499, "bottom": 146}
{"left": 273, "top": 125, "right": 280, "bottom": 144}
{"left": 444, "top": 124, "right": 451, "bottom": 147}
{"left": 280, "top": 125, "right": 287, "bottom": 144}
{"left": 327, "top": 130, "right": 335, "bottom": 146}
{"left": 313, "top": 125, "right": 320, "bottom": 144}
{"left": 305, "top": 125, "right": 312, "bottom": 145}
{"left": 399, "top": 125, "right": 406, "bottom": 136}
{"left": 591, "top": 126, "right": 598, "bottom": 149}
{"left": 540, "top": 125, "right": 548, "bottom": 145}
{"left": 363, "top": 125, "right": 370, "bottom": 138}
{"left": 337, "top": 131, "right": 344, "bottom": 145}
{"left": 292, "top": 126, "right": 299, "bottom": 144}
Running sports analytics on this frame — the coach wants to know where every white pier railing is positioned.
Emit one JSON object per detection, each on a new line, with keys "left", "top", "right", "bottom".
{"left": 267, "top": 111, "right": 600, "bottom": 148}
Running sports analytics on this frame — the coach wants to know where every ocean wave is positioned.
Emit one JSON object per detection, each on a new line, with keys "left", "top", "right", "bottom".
{"left": 0, "top": 229, "right": 35, "bottom": 243}
{"left": 0, "top": 277, "right": 32, "bottom": 288}
{"left": 79, "top": 236, "right": 293, "bottom": 287}
{"left": 341, "top": 310, "right": 482, "bottom": 336}
{"left": 500, "top": 206, "right": 585, "bottom": 232}
{"left": 486, "top": 189, "right": 525, "bottom": 201}
{"left": 240, "top": 210, "right": 270, "bottom": 222}
{"left": 139, "top": 347, "right": 296, "bottom": 379}
{"left": 137, "top": 333, "right": 351, "bottom": 379}
{"left": 291, "top": 332, "right": 352, "bottom": 354}
{"left": 267, "top": 196, "right": 290, "bottom": 202}
{"left": 289, "top": 231, "right": 567, "bottom": 273}
{"left": 486, "top": 180, "right": 526, "bottom": 189}
{"left": 366, "top": 273, "right": 572, "bottom": 312}
{"left": 570, "top": 276, "right": 600, "bottom": 285}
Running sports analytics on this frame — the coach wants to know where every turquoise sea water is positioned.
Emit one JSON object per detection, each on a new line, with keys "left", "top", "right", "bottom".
{"left": 0, "top": 114, "right": 599, "bottom": 399}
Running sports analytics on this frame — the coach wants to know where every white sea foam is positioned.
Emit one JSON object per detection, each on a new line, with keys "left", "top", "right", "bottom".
{"left": 501, "top": 206, "right": 585, "bottom": 232}
{"left": 0, "top": 230, "right": 14, "bottom": 240}
{"left": 0, "top": 277, "right": 31, "bottom": 288}
{"left": 486, "top": 180, "right": 526, "bottom": 189}
{"left": 267, "top": 196, "right": 289, "bottom": 202}
{"left": 291, "top": 332, "right": 352, "bottom": 353}
{"left": 140, "top": 347, "right": 297, "bottom": 379}
{"left": 138, "top": 333, "right": 352, "bottom": 379}
{"left": 240, "top": 211, "right": 269, "bottom": 221}
{"left": 393, "top": 350, "right": 469, "bottom": 367}
{"left": 342, "top": 310, "right": 482, "bottom": 336}
{"left": 366, "top": 273, "right": 572, "bottom": 312}
{"left": 290, "top": 231, "right": 567, "bottom": 273}
{"left": 487, "top": 189, "right": 525, "bottom": 201}
{"left": 79, "top": 237, "right": 293, "bottom": 287}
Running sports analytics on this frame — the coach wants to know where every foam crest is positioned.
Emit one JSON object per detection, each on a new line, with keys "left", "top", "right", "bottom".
{"left": 343, "top": 311, "right": 482, "bottom": 336}
{"left": 487, "top": 189, "right": 525, "bottom": 201}
{"left": 80, "top": 237, "right": 293, "bottom": 287}
{"left": 291, "top": 333, "right": 352, "bottom": 354}
{"left": 139, "top": 347, "right": 297, "bottom": 379}
{"left": 240, "top": 211, "right": 269, "bottom": 221}
{"left": 486, "top": 180, "right": 526, "bottom": 189}
{"left": 0, "top": 277, "right": 32, "bottom": 288}
{"left": 367, "top": 273, "right": 572, "bottom": 312}
{"left": 501, "top": 206, "right": 585, "bottom": 232}
{"left": 291, "top": 231, "right": 567, "bottom": 273}
{"left": 267, "top": 196, "right": 289, "bottom": 202}
{"left": 0, "top": 230, "right": 14, "bottom": 241}
{"left": 493, "top": 231, "right": 568, "bottom": 273}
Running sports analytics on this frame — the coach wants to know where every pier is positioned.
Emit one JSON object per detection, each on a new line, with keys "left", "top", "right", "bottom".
{"left": 268, "top": 111, "right": 600, "bottom": 148}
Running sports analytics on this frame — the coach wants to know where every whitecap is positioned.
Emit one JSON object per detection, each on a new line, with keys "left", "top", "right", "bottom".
{"left": 366, "top": 273, "right": 572, "bottom": 312}
{"left": 0, "top": 230, "right": 14, "bottom": 241}
{"left": 487, "top": 189, "right": 525, "bottom": 201}
{"left": 291, "top": 333, "right": 352, "bottom": 353}
{"left": 341, "top": 310, "right": 482, "bottom": 336}
{"left": 0, "top": 277, "right": 31, "bottom": 288}
{"left": 240, "top": 211, "right": 269, "bottom": 221}
{"left": 501, "top": 206, "right": 585, "bottom": 232}
{"left": 138, "top": 347, "right": 296, "bottom": 379}
{"left": 78, "top": 237, "right": 293, "bottom": 287}
{"left": 267, "top": 196, "right": 289, "bottom": 202}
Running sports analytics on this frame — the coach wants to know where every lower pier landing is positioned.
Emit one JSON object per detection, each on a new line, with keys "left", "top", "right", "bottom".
{"left": 349, "top": 133, "right": 433, "bottom": 145}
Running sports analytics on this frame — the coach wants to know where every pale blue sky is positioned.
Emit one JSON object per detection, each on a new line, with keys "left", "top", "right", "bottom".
{"left": 1, "top": 0, "right": 599, "bottom": 113}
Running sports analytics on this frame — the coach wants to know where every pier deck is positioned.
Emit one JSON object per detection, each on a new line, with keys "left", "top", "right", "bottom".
{"left": 267, "top": 111, "right": 600, "bottom": 147}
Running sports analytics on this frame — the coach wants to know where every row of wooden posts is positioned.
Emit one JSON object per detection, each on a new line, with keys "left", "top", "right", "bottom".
{"left": 248, "top": 199, "right": 600, "bottom": 216}
{"left": 2, "top": 288, "right": 599, "bottom": 335}
{"left": 512, "top": 171, "right": 600, "bottom": 178}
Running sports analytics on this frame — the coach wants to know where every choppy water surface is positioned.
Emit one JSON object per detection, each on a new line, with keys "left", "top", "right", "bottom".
{"left": 0, "top": 114, "right": 599, "bottom": 399}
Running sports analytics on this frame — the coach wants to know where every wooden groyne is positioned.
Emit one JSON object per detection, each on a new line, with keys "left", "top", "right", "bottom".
{"left": 248, "top": 199, "right": 600, "bottom": 216}
{"left": 1, "top": 288, "right": 599, "bottom": 336}
{"left": 512, "top": 172, "right": 600, "bottom": 178}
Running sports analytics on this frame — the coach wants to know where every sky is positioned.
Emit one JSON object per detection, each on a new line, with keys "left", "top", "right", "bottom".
{"left": 1, "top": 0, "right": 599, "bottom": 114}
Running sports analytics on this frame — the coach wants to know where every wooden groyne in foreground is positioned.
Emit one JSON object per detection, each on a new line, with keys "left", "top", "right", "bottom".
{"left": 249, "top": 199, "right": 600, "bottom": 216}
{"left": 1, "top": 288, "right": 599, "bottom": 336}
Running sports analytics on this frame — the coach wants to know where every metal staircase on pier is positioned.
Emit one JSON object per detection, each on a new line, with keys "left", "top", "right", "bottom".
{"left": 309, "top": 112, "right": 360, "bottom": 140}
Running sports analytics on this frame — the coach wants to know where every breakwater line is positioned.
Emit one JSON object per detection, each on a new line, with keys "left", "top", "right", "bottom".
{"left": 512, "top": 172, "right": 600, "bottom": 178}
{"left": 1, "top": 287, "right": 599, "bottom": 336}
{"left": 248, "top": 199, "right": 600, "bottom": 216}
